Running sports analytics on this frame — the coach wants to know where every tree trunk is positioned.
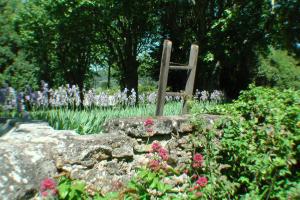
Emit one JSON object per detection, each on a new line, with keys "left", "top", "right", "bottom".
{"left": 120, "top": 33, "right": 139, "bottom": 103}
{"left": 121, "top": 56, "right": 138, "bottom": 102}
{"left": 107, "top": 64, "right": 111, "bottom": 88}
{"left": 78, "top": 80, "right": 84, "bottom": 109}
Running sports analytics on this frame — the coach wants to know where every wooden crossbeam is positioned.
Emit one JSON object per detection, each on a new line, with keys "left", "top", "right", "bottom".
{"left": 166, "top": 92, "right": 186, "bottom": 97}
{"left": 169, "top": 65, "right": 193, "bottom": 70}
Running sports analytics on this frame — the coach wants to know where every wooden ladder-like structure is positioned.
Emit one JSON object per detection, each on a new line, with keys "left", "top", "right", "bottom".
{"left": 156, "top": 40, "right": 199, "bottom": 116}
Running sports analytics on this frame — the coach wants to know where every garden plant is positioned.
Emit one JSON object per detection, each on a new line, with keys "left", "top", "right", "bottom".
{"left": 0, "top": 0, "right": 299, "bottom": 199}
{"left": 32, "top": 86, "right": 299, "bottom": 200}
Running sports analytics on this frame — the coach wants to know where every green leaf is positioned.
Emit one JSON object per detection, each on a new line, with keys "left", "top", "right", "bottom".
{"left": 149, "top": 177, "right": 159, "bottom": 189}
{"left": 72, "top": 180, "right": 85, "bottom": 192}
{"left": 58, "top": 184, "right": 70, "bottom": 199}
{"left": 157, "top": 182, "right": 166, "bottom": 192}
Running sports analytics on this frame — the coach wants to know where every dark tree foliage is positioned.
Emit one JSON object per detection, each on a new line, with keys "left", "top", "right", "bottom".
{"left": 98, "top": 0, "right": 160, "bottom": 97}
{"left": 0, "top": 0, "right": 38, "bottom": 90}
{"left": 271, "top": 0, "right": 300, "bottom": 56}
{"left": 0, "top": 0, "right": 298, "bottom": 98}
{"left": 0, "top": 0, "right": 20, "bottom": 73}
{"left": 17, "top": 0, "right": 160, "bottom": 101}
{"left": 152, "top": 0, "right": 273, "bottom": 98}
{"left": 19, "top": 0, "right": 104, "bottom": 103}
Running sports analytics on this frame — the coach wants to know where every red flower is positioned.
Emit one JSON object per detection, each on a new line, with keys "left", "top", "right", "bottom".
{"left": 192, "top": 162, "right": 202, "bottom": 168}
{"left": 41, "top": 191, "right": 48, "bottom": 197}
{"left": 51, "top": 189, "right": 58, "bottom": 195}
{"left": 158, "top": 148, "right": 169, "bottom": 161}
{"left": 144, "top": 118, "right": 154, "bottom": 127}
{"left": 40, "top": 178, "right": 56, "bottom": 192}
{"left": 196, "top": 176, "right": 208, "bottom": 187}
{"left": 148, "top": 160, "right": 160, "bottom": 171}
{"left": 192, "top": 153, "right": 204, "bottom": 168}
{"left": 193, "top": 153, "right": 203, "bottom": 163}
{"left": 151, "top": 141, "right": 162, "bottom": 152}
{"left": 193, "top": 185, "right": 200, "bottom": 190}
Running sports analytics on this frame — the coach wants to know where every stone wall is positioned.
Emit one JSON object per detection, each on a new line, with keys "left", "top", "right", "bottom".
{"left": 0, "top": 114, "right": 220, "bottom": 200}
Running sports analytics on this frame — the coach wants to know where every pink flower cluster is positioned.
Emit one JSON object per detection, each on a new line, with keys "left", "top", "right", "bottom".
{"left": 196, "top": 176, "right": 208, "bottom": 187}
{"left": 148, "top": 160, "right": 160, "bottom": 171}
{"left": 144, "top": 118, "right": 154, "bottom": 126}
{"left": 40, "top": 178, "right": 58, "bottom": 198}
{"left": 151, "top": 142, "right": 161, "bottom": 152}
{"left": 144, "top": 118, "right": 154, "bottom": 133}
{"left": 192, "top": 153, "right": 204, "bottom": 168}
{"left": 151, "top": 142, "right": 169, "bottom": 161}
{"left": 147, "top": 141, "right": 170, "bottom": 171}
{"left": 158, "top": 148, "right": 169, "bottom": 161}
{"left": 190, "top": 176, "right": 208, "bottom": 191}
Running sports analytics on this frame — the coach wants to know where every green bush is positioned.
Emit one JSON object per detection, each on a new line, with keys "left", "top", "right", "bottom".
{"left": 255, "top": 48, "right": 300, "bottom": 90}
{"left": 192, "top": 86, "right": 300, "bottom": 199}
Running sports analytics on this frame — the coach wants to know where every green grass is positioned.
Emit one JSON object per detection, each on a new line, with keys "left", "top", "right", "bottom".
{"left": 30, "top": 102, "right": 184, "bottom": 134}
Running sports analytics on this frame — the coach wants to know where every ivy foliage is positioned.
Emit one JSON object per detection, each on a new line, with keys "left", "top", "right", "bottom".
{"left": 192, "top": 86, "right": 300, "bottom": 199}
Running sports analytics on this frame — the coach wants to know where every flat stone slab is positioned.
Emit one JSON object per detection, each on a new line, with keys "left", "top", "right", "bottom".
{"left": 103, "top": 115, "right": 195, "bottom": 137}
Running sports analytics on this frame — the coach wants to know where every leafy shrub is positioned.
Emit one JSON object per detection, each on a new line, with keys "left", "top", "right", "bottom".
{"left": 255, "top": 48, "right": 300, "bottom": 90}
{"left": 192, "top": 86, "right": 300, "bottom": 199}
{"left": 57, "top": 176, "right": 103, "bottom": 200}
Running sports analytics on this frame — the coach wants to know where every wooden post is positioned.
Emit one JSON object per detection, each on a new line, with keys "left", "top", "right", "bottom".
{"left": 156, "top": 40, "right": 172, "bottom": 116}
{"left": 182, "top": 44, "right": 199, "bottom": 114}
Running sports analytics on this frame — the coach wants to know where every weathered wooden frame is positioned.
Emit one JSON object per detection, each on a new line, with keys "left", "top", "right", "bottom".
{"left": 156, "top": 40, "right": 199, "bottom": 116}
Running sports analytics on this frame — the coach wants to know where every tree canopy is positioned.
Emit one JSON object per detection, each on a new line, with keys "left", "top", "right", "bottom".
{"left": 0, "top": 0, "right": 299, "bottom": 97}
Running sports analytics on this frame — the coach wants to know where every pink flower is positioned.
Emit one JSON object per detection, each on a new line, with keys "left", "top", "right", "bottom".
{"left": 40, "top": 178, "right": 56, "bottom": 192}
{"left": 41, "top": 191, "right": 48, "bottom": 197}
{"left": 196, "top": 176, "right": 208, "bottom": 187}
{"left": 192, "top": 153, "right": 204, "bottom": 168}
{"left": 192, "top": 162, "right": 202, "bottom": 168}
{"left": 151, "top": 141, "right": 162, "bottom": 152}
{"left": 158, "top": 148, "right": 169, "bottom": 161}
{"left": 148, "top": 160, "right": 160, "bottom": 171}
{"left": 195, "top": 192, "right": 202, "bottom": 197}
{"left": 193, "top": 153, "right": 203, "bottom": 163}
{"left": 193, "top": 185, "right": 200, "bottom": 190}
{"left": 51, "top": 189, "right": 58, "bottom": 195}
{"left": 144, "top": 118, "right": 154, "bottom": 127}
